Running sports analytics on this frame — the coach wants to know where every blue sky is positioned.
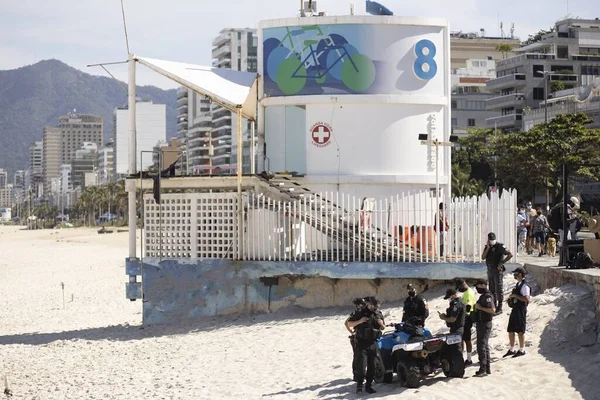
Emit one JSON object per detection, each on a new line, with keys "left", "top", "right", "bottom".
{"left": 2, "top": 0, "right": 598, "bottom": 89}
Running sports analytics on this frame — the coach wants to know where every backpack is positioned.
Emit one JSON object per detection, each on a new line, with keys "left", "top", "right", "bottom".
{"left": 567, "top": 252, "right": 594, "bottom": 269}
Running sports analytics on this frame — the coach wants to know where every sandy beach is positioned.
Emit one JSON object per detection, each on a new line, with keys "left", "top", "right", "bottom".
{"left": 1, "top": 225, "right": 599, "bottom": 400}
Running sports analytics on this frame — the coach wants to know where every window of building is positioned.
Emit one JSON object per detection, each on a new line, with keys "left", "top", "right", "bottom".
{"left": 468, "top": 118, "right": 476, "bottom": 127}
{"left": 533, "top": 64, "right": 545, "bottom": 77}
{"left": 451, "top": 100, "right": 457, "bottom": 109}
{"left": 451, "top": 118, "right": 458, "bottom": 127}
{"left": 533, "top": 87, "right": 545, "bottom": 100}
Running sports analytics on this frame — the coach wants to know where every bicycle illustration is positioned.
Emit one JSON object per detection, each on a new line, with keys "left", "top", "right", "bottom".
{"left": 264, "top": 25, "right": 376, "bottom": 95}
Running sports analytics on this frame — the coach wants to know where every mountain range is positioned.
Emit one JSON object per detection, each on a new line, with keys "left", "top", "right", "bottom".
{"left": 0, "top": 59, "right": 177, "bottom": 175}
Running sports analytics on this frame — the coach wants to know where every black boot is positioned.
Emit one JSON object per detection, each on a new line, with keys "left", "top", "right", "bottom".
{"left": 486, "top": 364, "right": 491, "bottom": 375}
{"left": 356, "top": 383, "right": 363, "bottom": 394}
{"left": 365, "top": 384, "right": 376, "bottom": 394}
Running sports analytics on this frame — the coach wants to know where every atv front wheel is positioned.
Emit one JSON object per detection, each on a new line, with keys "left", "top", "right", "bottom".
{"left": 396, "top": 359, "right": 421, "bottom": 388}
{"left": 441, "top": 345, "right": 465, "bottom": 378}
{"left": 374, "top": 353, "right": 385, "bottom": 384}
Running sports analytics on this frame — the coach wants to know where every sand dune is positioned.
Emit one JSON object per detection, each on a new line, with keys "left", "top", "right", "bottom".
{"left": 1, "top": 225, "right": 599, "bottom": 399}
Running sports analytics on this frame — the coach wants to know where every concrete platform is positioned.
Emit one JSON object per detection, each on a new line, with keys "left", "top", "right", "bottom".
{"left": 522, "top": 256, "right": 600, "bottom": 342}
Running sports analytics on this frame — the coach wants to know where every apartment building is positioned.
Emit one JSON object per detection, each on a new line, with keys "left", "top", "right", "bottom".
{"left": 450, "top": 32, "right": 520, "bottom": 69}
{"left": 486, "top": 18, "right": 600, "bottom": 131}
{"left": 42, "top": 127, "right": 62, "bottom": 198}
{"left": 59, "top": 113, "right": 103, "bottom": 165}
{"left": 179, "top": 28, "right": 258, "bottom": 175}
{"left": 29, "top": 141, "right": 43, "bottom": 197}
{"left": 0, "top": 168, "right": 7, "bottom": 188}
{"left": 71, "top": 143, "right": 98, "bottom": 189}
{"left": 97, "top": 141, "right": 115, "bottom": 185}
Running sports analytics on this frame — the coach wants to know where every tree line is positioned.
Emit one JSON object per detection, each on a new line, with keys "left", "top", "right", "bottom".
{"left": 452, "top": 113, "right": 600, "bottom": 202}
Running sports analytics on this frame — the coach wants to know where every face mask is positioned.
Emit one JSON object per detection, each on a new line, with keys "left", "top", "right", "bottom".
{"left": 527, "top": 205, "right": 532, "bottom": 210}
{"left": 490, "top": 240, "right": 497, "bottom": 245}
{"left": 476, "top": 287, "right": 486, "bottom": 294}
{"left": 408, "top": 291, "right": 416, "bottom": 297}
{"left": 519, "top": 210, "right": 525, "bottom": 214}
{"left": 458, "top": 287, "right": 467, "bottom": 292}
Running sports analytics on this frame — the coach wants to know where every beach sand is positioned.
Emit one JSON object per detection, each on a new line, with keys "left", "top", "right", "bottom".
{"left": 1, "top": 225, "right": 599, "bottom": 399}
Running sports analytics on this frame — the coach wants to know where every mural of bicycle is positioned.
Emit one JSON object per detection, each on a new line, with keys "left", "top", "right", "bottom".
{"left": 264, "top": 25, "right": 376, "bottom": 96}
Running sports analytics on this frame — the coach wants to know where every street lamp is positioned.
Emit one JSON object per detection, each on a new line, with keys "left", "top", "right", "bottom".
{"left": 419, "top": 133, "right": 458, "bottom": 261}
{"left": 536, "top": 69, "right": 551, "bottom": 211}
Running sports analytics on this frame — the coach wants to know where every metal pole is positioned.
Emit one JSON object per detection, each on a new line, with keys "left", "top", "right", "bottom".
{"left": 435, "top": 140, "right": 440, "bottom": 262}
{"left": 237, "top": 107, "right": 244, "bottom": 260}
{"left": 159, "top": 151, "right": 163, "bottom": 261}
{"left": 251, "top": 120, "right": 256, "bottom": 174}
{"left": 127, "top": 53, "right": 137, "bottom": 258}
{"left": 561, "top": 163, "right": 569, "bottom": 266}
{"left": 545, "top": 72, "right": 550, "bottom": 212}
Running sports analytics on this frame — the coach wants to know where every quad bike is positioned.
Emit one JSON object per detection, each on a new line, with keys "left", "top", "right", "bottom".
{"left": 374, "top": 322, "right": 465, "bottom": 387}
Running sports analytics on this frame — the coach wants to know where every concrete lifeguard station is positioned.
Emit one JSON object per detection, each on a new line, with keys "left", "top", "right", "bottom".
{"left": 122, "top": 9, "right": 517, "bottom": 325}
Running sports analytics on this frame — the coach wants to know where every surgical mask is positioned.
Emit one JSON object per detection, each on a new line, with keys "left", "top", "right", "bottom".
{"left": 476, "top": 287, "right": 486, "bottom": 294}
{"left": 490, "top": 240, "right": 497, "bottom": 245}
{"left": 519, "top": 209, "right": 525, "bottom": 214}
{"left": 408, "top": 291, "right": 416, "bottom": 297}
{"left": 527, "top": 205, "right": 532, "bottom": 209}
{"left": 458, "top": 287, "right": 467, "bottom": 293}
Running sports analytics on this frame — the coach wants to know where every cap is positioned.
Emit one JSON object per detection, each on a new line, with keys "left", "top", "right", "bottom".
{"left": 353, "top": 297, "right": 367, "bottom": 306}
{"left": 366, "top": 296, "right": 381, "bottom": 305}
{"left": 475, "top": 278, "right": 488, "bottom": 286}
{"left": 513, "top": 267, "right": 528, "bottom": 276}
{"left": 444, "top": 288, "right": 457, "bottom": 300}
{"left": 488, "top": 232, "right": 497, "bottom": 240}
{"left": 454, "top": 278, "right": 466, "bottom": 289}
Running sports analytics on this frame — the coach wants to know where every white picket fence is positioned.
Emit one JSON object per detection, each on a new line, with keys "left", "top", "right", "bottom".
{"left": 143, "top": 189, "right": 517, "bottom": 263}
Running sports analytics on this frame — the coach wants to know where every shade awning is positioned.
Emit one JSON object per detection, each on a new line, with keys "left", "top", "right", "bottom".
{"left": 136, "top": 56, "right": 258, "bottom": 120}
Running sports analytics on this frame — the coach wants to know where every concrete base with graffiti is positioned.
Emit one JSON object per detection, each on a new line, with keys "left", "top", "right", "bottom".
{"left": 135, "top": 259, "right": 519, "bottom": 325}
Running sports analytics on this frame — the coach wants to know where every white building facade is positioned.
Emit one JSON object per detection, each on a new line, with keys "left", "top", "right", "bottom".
{"left": 115, "top": 101, "right": 166, "bottom": 175}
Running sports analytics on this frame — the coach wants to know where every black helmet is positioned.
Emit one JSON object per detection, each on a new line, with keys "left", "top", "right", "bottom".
{"left": 365, "top": 296, "right": 380, "bottom": 306}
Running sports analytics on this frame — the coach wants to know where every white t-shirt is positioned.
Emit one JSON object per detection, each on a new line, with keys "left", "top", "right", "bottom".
{"left": 519, "top": 282, "right": 531, "bottom": 297}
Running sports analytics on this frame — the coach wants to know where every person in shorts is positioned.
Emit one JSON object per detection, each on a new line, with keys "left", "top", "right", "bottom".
{"left": 532, "top": 208, "right": 549, "bottom": 257}
{"left": 504, "top": 267, "right": 531, "bottom": 358}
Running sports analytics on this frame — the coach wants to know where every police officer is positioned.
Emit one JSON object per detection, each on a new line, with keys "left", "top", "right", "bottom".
{"left": 481, "top": 232, "right": 513, "bottom": 314}
{"left": 455, "top": 278, "right": 477, "bottom": 365}
{"left": 402, "top": 284, "right": 429, "bottom": 326}
{"left": 504, "top": 267, "right": 531, "bottom": 358}
{"left": 347, "top": 297, "right": 385, "bottom": 394}
{"left": 345, "top": 297, "right": 367, "bottom": 381}
{"left": 439, "top": 288, "right": 466, "bottom": 336}
{"left": 473, "top": 278, "right": 495, "bottom": 377}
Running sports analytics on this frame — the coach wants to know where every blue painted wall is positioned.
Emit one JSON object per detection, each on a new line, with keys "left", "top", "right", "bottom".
{"left": 138, "top": 259, "right": 513, "bottom": 325}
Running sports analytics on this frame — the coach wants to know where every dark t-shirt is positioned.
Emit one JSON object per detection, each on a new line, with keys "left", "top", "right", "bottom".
{"left": 349, "top": 308, "right": 383, "bottom": 343}
{"left": 446, "top": 298, "right": 465, "bottom": 332}
{"left": 485, "top": 243, "right": 509, "bottom": 268}
{"left": 403, "top": 295, "right": 428, "bottom": 325}
{"left": 475, "top": 290, "right": 494, "bottom": 323}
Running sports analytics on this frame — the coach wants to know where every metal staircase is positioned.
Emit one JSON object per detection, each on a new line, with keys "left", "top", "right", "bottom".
{"left": 253, "top": 173, "right": 420, "bottom": 262}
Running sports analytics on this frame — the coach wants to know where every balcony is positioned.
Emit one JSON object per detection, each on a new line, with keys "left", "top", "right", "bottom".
{"left": 214, "top": 57, "right": 232, "bottom": 68}
{"left": 486, "top": 93, "right": 525, "bottom": 110}
{"left": 212, "top": 45, "right": 231, "bottom": 60}
{"left": 549, "top": 73, "right": 578, "bottom": 83}
{"left": 571, "top": 54, "right": 600, "bottom": 62}
{"left": 212, "top": 123, "right": 232, "bottom": 132}
{"left": 486, "top": 113, "right": 523, "bottom": 129}
{"left": 212, "top": 32, "right": 230, "bottom": 47}
{"left": 496, "top": 53, "right": 556, "bottom": 69}
{"left": 486, "top": 73, "right": 527, "bottom": 90}
{"left": 212, "top": 112, "right": 231, "bottom": 123}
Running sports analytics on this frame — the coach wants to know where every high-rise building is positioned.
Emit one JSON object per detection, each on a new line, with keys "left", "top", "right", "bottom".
{"left": 71, "top": 142, "right": 98, "bottom": 189}
{"left": 0, "top": 184, "right": 12, "bottom": 208}
{"left": 43, "top": 127, "right": 62, "bottom": 199}
{"left": 486, "top": 18, "right": 600, "bottom": 131}
{"left": 13, "top": 170, "right": 25, "bottom": 190}
{"left": 114, "top": 100, "right": 167, "bottom": 175}
{"left": 59, "top": 113, "right": 103, "bottom": 165}
{"left": 29, "top": 141, "right": 43, "bottom": 197}
{"left": 180, "top": 28, "right": 258, "bottom": 175}
{"left": 97, "top": 140, "right": 115, "bottom": 185}
{"left": 0, "top": 168, "right": 7, "bottom": 188}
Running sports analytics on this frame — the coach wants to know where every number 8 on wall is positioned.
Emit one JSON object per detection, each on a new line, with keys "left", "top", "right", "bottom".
{"left": 413, "top": 39, "right": 437, "bottom": 80}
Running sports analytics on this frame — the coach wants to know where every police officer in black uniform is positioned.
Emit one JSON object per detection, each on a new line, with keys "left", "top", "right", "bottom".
{"left": 345, "top": 297, "right": 367, "bottom": 382}
{"left": 439, "top": 288, "right": 466, "bottom": 336}
{"left": 481, "top": 232, "right": 513, "bottom": 314}
{"left": 347, "top": 297, "right": 385, "bottom": 394}
{"left": 402, "top": 284, "right": 429, "bottom": 326}
{"left": 472, "top": 278, "right": 495, "bottom": 377}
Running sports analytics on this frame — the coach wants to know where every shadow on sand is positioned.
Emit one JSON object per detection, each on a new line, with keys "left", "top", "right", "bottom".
{"left": 537, "top": 285, "right": 599, "bottom": 400}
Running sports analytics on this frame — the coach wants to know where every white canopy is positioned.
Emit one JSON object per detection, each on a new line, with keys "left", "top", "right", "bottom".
{"left": 136, "top": 56, "right": 258, "bottom": 120}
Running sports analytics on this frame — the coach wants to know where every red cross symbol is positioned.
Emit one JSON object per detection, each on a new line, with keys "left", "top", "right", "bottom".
{"left": 311, "top": 124, "right": 331, "bottom": 146}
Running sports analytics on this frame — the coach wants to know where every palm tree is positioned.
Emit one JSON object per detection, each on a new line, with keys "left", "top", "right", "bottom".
{"left": 496, "top": 43, "right": 514, "bottom": 59}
